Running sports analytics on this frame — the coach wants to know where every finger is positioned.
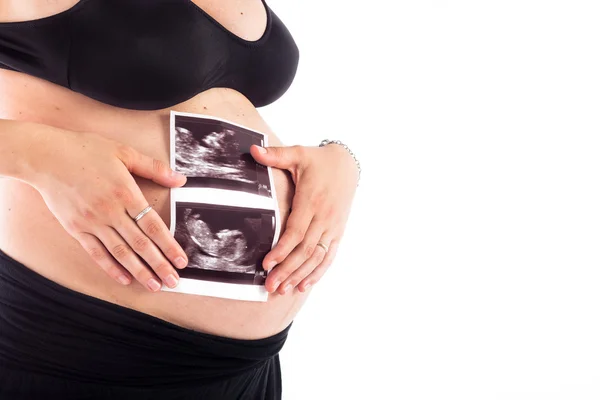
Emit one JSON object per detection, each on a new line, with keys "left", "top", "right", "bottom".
{"left": 277, "top": 234, "right": 332, "bottom": 295}
{"left": 263, "top": 194, "right": 313, "bottom": 271}
{"left": 114, "top": 215, "right": 181, "bottom": 289}
{"left": 250, "top": 145, "right": 305, "bottom": 170}
{"left": 77, "top": 232, "right": 132, "bottom": 286}
{"left": 265, "top": 222, "right": 326, "bottom": 294}
{"left": 298, "top": 239, "right": 340, "bottom": 291}
{"left": 118, "top": 145, "right": 186, "bottom": 188}
{"left": 125, "top": 189, "right": 189, "bottom": 270}
{"left": 136, "top": 209, "right": 189, "bottom": 270}
{"left": 95, "top": 226, "right": 162, "bottom": 292}
{"left": 127, "top": 202, "right": 188, "bottom": 271}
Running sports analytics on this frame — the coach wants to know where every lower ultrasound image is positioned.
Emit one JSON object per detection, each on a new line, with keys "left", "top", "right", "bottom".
{"left": 174, "top": 202, "right": 276, "bottom": 285}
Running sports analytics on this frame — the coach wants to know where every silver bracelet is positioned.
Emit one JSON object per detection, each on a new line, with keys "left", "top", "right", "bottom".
{"left": 319, "top": 139, "right": 361, "bottom": 186}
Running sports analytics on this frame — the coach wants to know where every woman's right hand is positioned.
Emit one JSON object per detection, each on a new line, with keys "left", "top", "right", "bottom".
{"left": 26, "top": 128, "right": 188, "bottom": 292}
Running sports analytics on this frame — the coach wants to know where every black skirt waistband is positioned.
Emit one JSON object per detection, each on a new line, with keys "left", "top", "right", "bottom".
{"left": 0, "top": 247, "right": 290, "bottom": 390}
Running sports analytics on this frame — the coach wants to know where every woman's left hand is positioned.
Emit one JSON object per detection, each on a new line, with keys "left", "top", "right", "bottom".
{"left": 250, "top": 143, "right": 359, "bottom": 295}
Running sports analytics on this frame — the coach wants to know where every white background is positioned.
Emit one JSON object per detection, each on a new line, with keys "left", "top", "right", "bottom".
{"left": 262, "top": 0, "right": 600, "bottom": 399}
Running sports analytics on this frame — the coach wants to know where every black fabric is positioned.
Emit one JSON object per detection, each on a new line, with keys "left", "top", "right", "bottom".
{"left": 0, "top": 248, "right": 290, "bottom": 400}
{"left": 0, "top": 0, "right": 299, "bottom": 110}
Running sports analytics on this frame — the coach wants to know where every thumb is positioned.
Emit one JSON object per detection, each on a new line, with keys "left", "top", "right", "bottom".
{"left": 124, "top": 150, "right": 187, "bottom": 188}
{"left": 250, "top": 144, "right": 303, "bottom": 170}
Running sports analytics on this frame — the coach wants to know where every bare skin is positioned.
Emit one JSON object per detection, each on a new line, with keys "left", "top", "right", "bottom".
{"left": 0, "top": 0, "right": 308, "bottom": 340}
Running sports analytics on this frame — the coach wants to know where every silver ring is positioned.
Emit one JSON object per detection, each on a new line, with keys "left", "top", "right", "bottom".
{"left": 133, "top": 206, "right": 153, "bottom": 222}
{"left": 316, "top": 242, "right": 329, "bottom": 253}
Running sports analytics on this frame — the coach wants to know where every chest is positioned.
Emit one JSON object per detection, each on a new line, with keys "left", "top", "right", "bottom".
{"left": 0, "top": 0, "right": 299, "bottom": 110}
{"left": 0, "top": 0, "right": 267, "bottom": 41}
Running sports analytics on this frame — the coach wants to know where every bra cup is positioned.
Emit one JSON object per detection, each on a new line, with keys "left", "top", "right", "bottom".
{"left": 67, "top": 0, "right": 299, "bottom": 110}
{"left": 0, "top": 18, "right": 70, "bottom": 86}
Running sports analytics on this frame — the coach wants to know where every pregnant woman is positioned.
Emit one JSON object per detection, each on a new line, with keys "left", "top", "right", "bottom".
{"left": 0, "top": 0, "right": 359, "bottom": 399}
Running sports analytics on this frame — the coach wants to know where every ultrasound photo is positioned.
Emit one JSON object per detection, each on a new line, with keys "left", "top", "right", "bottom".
{"left": 174, "top": 202, "right": 275, "bottom": 286}
{"left": 173, "top": 113, "right": 273, "bottom": 197}
{"left": 165, "top": 111, "right": 281, "bottom": 302}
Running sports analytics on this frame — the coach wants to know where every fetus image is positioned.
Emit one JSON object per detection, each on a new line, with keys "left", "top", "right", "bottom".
{"left": 175, "top": 126, "right": 256, "bottom": 183}
{"left": 174, "top": 204, "right": 276, "bottom": 284}
{"left": 173, "top": 115, "right": 273, "bottom": 197}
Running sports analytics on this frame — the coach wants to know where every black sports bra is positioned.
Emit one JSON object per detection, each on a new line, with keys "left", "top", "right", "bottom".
{"left": 0, "top": 0, "right": 299, "bottom": 110}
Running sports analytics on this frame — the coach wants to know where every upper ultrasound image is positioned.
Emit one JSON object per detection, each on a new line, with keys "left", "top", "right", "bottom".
{"left": 174, "top": 116, "right": 272, "bottom": 197}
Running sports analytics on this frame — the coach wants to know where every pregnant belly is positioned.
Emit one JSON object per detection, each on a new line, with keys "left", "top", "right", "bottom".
{"left": 0, "top": 70, "right": 305, "bottom": 340}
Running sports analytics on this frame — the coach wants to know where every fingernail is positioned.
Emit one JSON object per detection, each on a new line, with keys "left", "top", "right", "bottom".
{"left": 165, "top": 274, "right": 179, "bottom": 288}
{"left": 282, "top": 284, "right": 292, "bottom": 294}
{"left": 148, "top": 278, "right": 161, "bottom": 292}
{"left": 257, "top": 146, "right": 267, "bottom": 154}
{"left": 117, "top": 275, "right": 130, "bottom": 285}
{"left": 303, "top": 283, "right": 312, "bottom": 291}
{"left": 171, "top": 170, "right": 185, "bottom": 179}
{"left": 174, "top": 256, "right": 187, "bottom": 269}
{"left": 265, "top": 260, "right": 277, "bottom": 270}
{"left": 272, "top": 280, "right": 281, "bottom": 292}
